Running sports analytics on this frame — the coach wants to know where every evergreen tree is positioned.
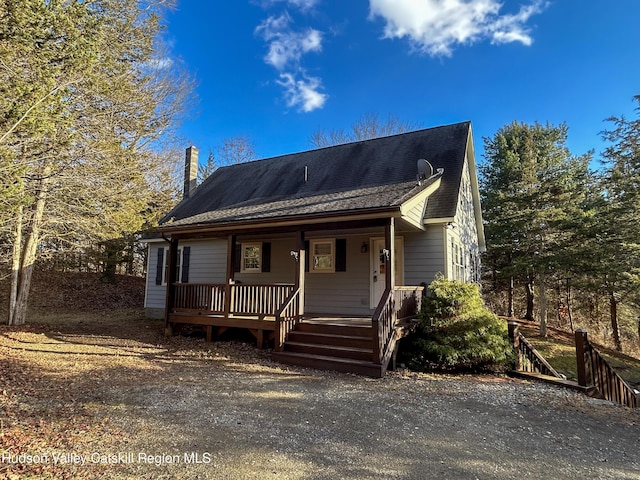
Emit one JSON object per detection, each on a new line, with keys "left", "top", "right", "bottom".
{"left": 588, "top": 96, "right": 640, "bottom": 351}
{"left": 480, "top": 121, "right": 591, "bottom": 336}
{"left": 1, "top": 0, "right": 192, "bottom": 324}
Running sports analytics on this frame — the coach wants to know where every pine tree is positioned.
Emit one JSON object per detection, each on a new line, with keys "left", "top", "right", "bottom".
{"left": 1, "top": 0, "right": 192, "bottom": 324}
{"left": 591, "top": 96, "right": 640, "bottom": 351}
{"left": 481, "top": 121, "right": 591, "bottom": 336}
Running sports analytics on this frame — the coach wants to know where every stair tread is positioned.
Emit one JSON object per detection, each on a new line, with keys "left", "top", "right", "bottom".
{"left": 285, "top": 341, "right": 372, "bottom": 353}
{"left": 273, "top": 351, "right": 378, "bottom": 366}
{"left": 289, "top": 331, "right": 371, "bottom": 340}
{"left": 304, "top": 321, "right": 371, "bottom": 328}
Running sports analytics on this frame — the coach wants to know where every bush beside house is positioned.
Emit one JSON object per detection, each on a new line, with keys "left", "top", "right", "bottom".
{"left": 402, "top": 277, "right": 513, "bottom": 372}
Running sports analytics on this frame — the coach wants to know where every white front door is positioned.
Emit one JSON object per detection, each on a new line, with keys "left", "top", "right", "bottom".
{"left": 370, "top": 237, "right": 404, "bottom": 308}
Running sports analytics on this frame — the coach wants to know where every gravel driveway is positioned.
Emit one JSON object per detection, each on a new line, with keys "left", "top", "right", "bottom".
{"left": 107, "top": 366, "right": 639, "bottom": 480}
{"left": 1, "top": 317, "right": 638, "bottom": 479}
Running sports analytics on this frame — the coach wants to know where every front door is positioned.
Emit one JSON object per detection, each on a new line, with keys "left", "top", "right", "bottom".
{"left": 370, "top": 237, "right": 404, "bottom": 308}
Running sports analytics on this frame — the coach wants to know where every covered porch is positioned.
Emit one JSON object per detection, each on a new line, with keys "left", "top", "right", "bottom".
{"left": 162, "top": 217, "right": 425, "bottom": 375}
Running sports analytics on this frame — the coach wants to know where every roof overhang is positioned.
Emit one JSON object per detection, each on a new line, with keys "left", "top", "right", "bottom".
{"left": 399, "top": 176, "right": 443, "bottom": 230}
{"left": 157, "top": 206, "right": 401, "bottom": 238}
{"left": 465, "top": 124, "right": 486, "bottom": 252}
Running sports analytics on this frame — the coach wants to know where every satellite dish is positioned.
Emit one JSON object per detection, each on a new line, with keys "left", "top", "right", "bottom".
{"left": 417, "top": 158, "right": 433, "bottom": 183}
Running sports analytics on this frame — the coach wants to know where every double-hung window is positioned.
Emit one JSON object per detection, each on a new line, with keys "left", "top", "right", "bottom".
{"left": 310, "top": 239, "right": 335, "bottom": 273}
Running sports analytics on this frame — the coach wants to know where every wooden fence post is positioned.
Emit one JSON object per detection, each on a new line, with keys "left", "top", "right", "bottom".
{"left": 508, "top": 322, "right": 521, "bottom": 370}
{"left": 575, "top": 329, "right": 592, "bottom": 387}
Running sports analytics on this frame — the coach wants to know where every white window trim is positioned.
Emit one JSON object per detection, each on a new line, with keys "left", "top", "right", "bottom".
{"left": 310, "top": 238, "right": 335, "bottom": 273}
{"left": 451, "top": 241, "right": 465, "bottom": 281}
{"left": 162, "top": 247, "right": 182, "bottom": 285}
{"left": 241, "top": 243, "right": 262, "bottom": 273}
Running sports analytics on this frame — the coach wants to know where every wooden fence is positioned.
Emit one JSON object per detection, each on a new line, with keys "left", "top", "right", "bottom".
{"left": 507, "top": 323, "right": 563, "bottom": 378}
{"left": 575, "top": 329, "right": 639, "bottom": 409}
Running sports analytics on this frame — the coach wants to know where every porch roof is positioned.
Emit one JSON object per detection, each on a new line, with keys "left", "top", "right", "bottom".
{"left": 162, "top": 179, "right": 430, "bottom": 230}
{"left": 159, "top": 121, "right": 471, "bottom": 233}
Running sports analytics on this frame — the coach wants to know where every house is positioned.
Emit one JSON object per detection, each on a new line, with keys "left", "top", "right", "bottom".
{"left": 143, "top": 121, "right": 485, "bottom": 376}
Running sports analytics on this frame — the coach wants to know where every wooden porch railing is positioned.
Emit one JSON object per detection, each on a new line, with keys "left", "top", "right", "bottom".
{"left": 372, "top": 286, "right": 424, "bottom": 368}
{"left": 575, "top": 329, "right": 639, "bottom": 408}
{"left": 174, "top": 283, "right": 225, "bottom": 313}
{"left": 274, "top": 287, "right": 301, "bottom": 352}
{"left": 507, "top": 323, "right": 563, "bottom": 378}
{"left": 171, "top": 283, "right": 295, "bottom": 318}
{"left": 230, "top": 284, "right": 295, "bottom": 317}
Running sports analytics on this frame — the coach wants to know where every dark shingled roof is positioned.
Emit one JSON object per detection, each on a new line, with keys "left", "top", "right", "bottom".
{"left": 161, "top": 121, "right": 471, "bottom": 229}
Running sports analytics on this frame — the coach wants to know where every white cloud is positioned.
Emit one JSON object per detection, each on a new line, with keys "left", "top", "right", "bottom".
{"left": 256, "top": 9, "right": 326, "bottom": 112}
{"left": 277, "top": 72, "right": 327, "bottom": 112}
{"left": 369, "top": 0, "right": 547, "bottom": 56}
{"left": 261, "top": 0, "right": 319, "bottom": 11}
{"left": 257, "top": 14, "right": 323, "bottom": 71}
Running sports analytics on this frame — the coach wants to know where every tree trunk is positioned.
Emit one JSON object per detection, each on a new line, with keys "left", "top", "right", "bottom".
{"left": 9, "top": 170, "right": 50, "bottom": 326}
{"left": 7, "top": 205, "right": 23, "bottom": 325}
{"left": 538, "top": 272, "right": 547, "bottom": 338}
{"left": 566, "top": 278, "right": 574, "bottom": 332}
{"left": 507, "top": 276, "right": 514, "bottom": 318}
{"left": 525, "top": 277, "right": 534, "bottom": 321}
{"left": 609, "top": 290, "right": 622, "bottom": 352}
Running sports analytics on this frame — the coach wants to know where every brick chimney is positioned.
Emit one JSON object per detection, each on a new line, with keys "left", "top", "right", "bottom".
{"left": 183, "top": 146, "right": 198, "bottom": 199}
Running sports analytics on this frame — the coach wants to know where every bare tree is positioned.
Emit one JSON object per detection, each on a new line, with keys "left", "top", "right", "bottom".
{"left": 217, "top": 136, "right": 256, "bottom": 166}
{"left": 310, "top": 113, "right": 422, "bottom": 148}
{"left": 197, "top": 137, "right": 256, "bottom": 183}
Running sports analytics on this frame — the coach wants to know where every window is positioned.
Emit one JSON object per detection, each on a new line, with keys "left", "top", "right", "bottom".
{"left": 310, "top": 239, "right": 335, "bottom": 273}
{"left": 241, "top": 243, "right": 261, "bottom": 273}
{"left": 155, "top": 246, "right": 191, "bottom": 286}
{"left": 451, "top": 241, "right": 465, "bottom": 281}
{"left": 162, "top": 248, "right": 182, "bottom": 285}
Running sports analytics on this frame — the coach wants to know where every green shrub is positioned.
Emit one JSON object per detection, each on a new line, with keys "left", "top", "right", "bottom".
{"left": 403, "top": 276, "right": 513, "bottom": 372}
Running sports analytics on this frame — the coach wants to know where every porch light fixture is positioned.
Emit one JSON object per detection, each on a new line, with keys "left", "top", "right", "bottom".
{"left": 290, "top": 250, "right": 299, "bottom": 262}
{"left": 361, "top": 242, "right": 368, "bottom": 253}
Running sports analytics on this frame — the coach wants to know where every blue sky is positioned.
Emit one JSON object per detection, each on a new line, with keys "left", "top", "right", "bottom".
{"left": 164, "top": 0, "right": 639, "bottom": 165}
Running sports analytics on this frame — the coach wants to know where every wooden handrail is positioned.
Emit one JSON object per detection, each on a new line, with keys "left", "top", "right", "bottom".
{"left": 507, "top": 322, "right": 563, "bottom": 378}
{"left": 575, "top": 330, "right": 638, "bottom": 408}
{"left": 372, "top": 286, "right": 424, "bottom": 368}
{"left": 275, "top": 287, "right": 301, "bottom": 352}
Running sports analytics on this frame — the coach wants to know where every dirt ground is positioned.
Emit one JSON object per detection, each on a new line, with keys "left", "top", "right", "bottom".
{"left": 1, "top": 309, "right": 639, "bottom": 480}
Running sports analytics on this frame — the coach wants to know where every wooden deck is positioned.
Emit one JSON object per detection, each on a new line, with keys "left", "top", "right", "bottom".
{"left": 166, "top": 282, "right": 424, "bottom": 376}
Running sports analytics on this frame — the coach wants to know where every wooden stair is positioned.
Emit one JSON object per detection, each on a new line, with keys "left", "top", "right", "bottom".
{"left": 272, "top": 321, "right": 384, "bottom": 378}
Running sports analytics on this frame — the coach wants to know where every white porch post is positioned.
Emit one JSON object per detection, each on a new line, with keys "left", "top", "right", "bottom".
{"left": 385, "top": 217, "right": 396, "bottom": 290}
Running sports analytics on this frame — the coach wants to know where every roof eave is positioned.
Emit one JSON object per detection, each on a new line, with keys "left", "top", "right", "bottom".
{"left": 156, "top": 206, "right": 401, "bottom": 237}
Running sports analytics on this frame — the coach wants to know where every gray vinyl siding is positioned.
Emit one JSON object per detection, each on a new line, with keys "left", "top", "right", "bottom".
{"left": 305, "top": 234, "right": 372, "bottom": 316}
{"left": 404, "top": 226, "right": 446, "bottom": 286}
{"left": 144, "top": 241, "right": 169, "bottom": 310}
{"left": 404, "top": 199, "right": 426, "bottom": 227}
{"left": 448, "top": 154, "right": 481, "bottom": 282}
{"left": 145, "top": 229, "right": 450, "bottom": 317}
{"left": 144, "top": 239, "right": 227, "bottom": 310}
{"left": 188, "top": 239, "right": 227, "bottom": 283}
{"left": 236, "top": 239, "right": 296, "bottom": 285}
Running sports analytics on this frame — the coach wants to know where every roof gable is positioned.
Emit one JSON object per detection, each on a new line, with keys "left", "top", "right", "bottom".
{"left": 162, "top": 121, "right": 471, "bottom": 228}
